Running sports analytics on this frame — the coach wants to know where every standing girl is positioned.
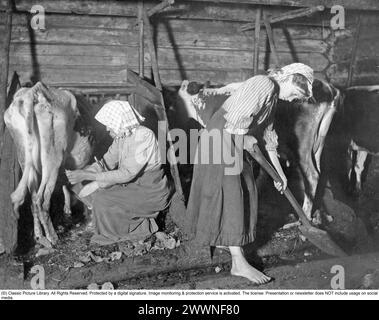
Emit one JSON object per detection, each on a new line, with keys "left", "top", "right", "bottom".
{"left": 186, "top": 63, "right": 314, "bottom": 284}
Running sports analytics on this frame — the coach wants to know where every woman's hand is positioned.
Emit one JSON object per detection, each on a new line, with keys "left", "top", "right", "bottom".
{"left": 97, "top": 181, "right": 113, "bottom": 189}
{"left": 274, "top": 174, "right": 287, "bottom": 194}
{"left": 243, "top": 135, "right": 258, "bottom": 152}
{"left": 66, "top": 170, "right": 89, "bottom": 185}
{"left": 267, "top": 150, "right": 288, "bottom": 194}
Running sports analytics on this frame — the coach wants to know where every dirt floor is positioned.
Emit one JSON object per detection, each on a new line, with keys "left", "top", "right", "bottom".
{"left": 1, "top": 126, "right": 379, "bottom": 290}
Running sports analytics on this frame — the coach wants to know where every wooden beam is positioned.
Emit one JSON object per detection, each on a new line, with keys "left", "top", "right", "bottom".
{"left": 263, "top": 11, "right": 280, "bottom": 67}
{"left": 1, "top": 0, "right": 379, "bottom": 16}
{"left": 241, "top": 6, "right": 325, "bottom": 31}
{"left": 0, "top": 3, "right": 19, "bottom": 254}
{"left": 147, "top": 0, "right": 175, "bottom": 17}
{"left": 142, "top": 9, "right": 162, "bottom": 90}
{"left": 0, "top": 1, "right": 12, "bottom": 154}
{"left": 138, "top": 1, "right": 144, "bottom": 78}
{"left": 187, "top": 0, "right": 379, "bottom": 11}
{"left": 346, "top": 14, "right": 362, "bottom": 87}
{"left": 253, "top": 7, "right": 262, "bottom": 75}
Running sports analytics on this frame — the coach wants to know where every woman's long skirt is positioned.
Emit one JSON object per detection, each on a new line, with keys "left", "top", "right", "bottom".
{"left": 83, "top": 167, "right": 171, "bottom": 245}
{"left": 186, "top": 108, "right": 258, "bottom": 246}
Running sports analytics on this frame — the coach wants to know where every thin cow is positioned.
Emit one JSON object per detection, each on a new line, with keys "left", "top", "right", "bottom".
{"left": 4, "top": 82, "right": 95, "bottom": 247}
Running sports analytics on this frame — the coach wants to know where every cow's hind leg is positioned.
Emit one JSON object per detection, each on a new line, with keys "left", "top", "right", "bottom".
{"left": 62, "top": 185, "right": 72, "bottom": 216}
{"left": 31, "top": 191, "right": 52, "bottom": 248}
{"left": 6, "top": 92, "right": 35, "bottom": 216}
{"left": 34, "top": 95, "right": 61, "bottom": 246}
{"left": 347, "top": 144, "right": 354, "bottom": 185}
{"left": 296, "top": 128, "right": 319, "bottom": 222}
{"left": 38, "top": 168, "right": 60, "bottom": 245}
{"left": 28, "top": 169, "right": 52, "bottom": 248}
{"left": 354, "top": 149, "right": 368, "bottom": 193}
{"left": 347, "top": 141, "right": 368, "bottom": 195}
{"left": 299, "top": 153, "right": 319, "bottom": 223}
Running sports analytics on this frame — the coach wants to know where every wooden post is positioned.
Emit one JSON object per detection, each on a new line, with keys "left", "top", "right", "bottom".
{"left": 138, "top": 1, "right": 144, "bottom": 78}
{"left": 6, "top": 71, "right": 21, "bottom": 188}
{"left": 346, "top": 14, "right": 362, "bottom": 87}
{"left": 138, "top": 11, "right": 184, "bottom": 194}
{"left": 134, "top": 9, "right": 187, "bottom": 233}
{"left": 253, "top": 7, "right": 262, "bottom": 75}
{"left": 147, "top": 0, "right": 175, "bottom": 17}
{"left": 140, "top": 9, "right": 185, "bottom": 194}
{"left": 263, "top": 11, "right": 280, "bottom": 68}
{"left": 241, "top": 5, "right": 325, "bottom": 31}
{"left": 0, "top": 0, "right": 18, "bottom": 255}
{"left": 0, "top": 0, "right": 13, "bottom": 156}
{"left": 142, "top": 9, "right": 162, "bottom": 90}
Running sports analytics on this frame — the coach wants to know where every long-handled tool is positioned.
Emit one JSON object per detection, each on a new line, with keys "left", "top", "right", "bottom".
{"left": 248, "top": 144, "right": 347, "bottom": 257}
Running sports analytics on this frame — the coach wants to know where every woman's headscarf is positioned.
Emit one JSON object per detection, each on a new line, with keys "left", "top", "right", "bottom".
{"left": 95, "top": 100, "right": 145, "bottom": 137}
{"left": 269, "top": 62, "right": 314, "bottom": 97}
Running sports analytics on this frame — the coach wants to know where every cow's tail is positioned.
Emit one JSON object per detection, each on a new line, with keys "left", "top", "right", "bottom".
{"left": 312, "top": 86, "right": 340, "bottom": 173}
{"left": 9, "top": 88, "right": 39, "bottom": 214}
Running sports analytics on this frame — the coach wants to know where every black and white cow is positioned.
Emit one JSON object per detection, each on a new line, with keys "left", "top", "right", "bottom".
{"left": 176, "top": 78, "right": 341, "bottom": 221}
{"left": 342, "top": 86, "right": 379, "bottom": 194}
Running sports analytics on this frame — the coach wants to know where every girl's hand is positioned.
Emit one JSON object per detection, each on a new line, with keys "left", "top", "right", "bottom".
{"left": 274, "top": 174, "right": 288, "bottom": 194}
{"left": 84, "top": 164, "right": 102, "bottom": 173}
{"left": 66, "top": 170, "right": 87, "bottom": 185}
{"left": 243, "top": 135, "right": 258, "bottom": 152}
{"left": 98, "top": 181, "right": 113, "bottom": 189}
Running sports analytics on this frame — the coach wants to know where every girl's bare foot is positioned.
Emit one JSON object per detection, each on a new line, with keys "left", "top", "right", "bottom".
{"left": 229, "top": 246, "right": 272, "bottom": 285}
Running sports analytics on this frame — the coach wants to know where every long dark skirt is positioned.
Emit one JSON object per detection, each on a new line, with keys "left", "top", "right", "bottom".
{"left": 82, "top": 168, "right": 171, "bottom": 245}
{"left": 186, "top": 108, "right": 258, "bottom": 246}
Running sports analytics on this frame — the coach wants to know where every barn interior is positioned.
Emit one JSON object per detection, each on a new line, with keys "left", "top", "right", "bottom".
{"left": 1, "top": 0, "right": 379, "bottom": 289}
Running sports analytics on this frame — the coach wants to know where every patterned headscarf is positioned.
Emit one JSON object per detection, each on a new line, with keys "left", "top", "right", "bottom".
{"left": 269, "top": 63, "right": 314, "bottom": 97}
{"left": 95, "top": 100, "right": 145, "bottom": 137}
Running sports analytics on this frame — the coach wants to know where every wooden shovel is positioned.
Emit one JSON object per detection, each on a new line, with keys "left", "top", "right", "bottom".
{"left": 248, "top": 144, "right": 347, "bottom": 258}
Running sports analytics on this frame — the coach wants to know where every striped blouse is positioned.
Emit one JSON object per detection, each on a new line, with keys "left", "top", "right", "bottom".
{"left": 222, "top": 75, "right": 279, "bottom": 152}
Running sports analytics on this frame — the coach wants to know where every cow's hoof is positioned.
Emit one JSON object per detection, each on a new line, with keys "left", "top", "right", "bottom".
{"left": 36, "top": 236, "right": 52, "bottom": 249}
{"left": 84, "top": 220, "right": 95, "bottom": 233}
{"left": 312, "top": 211, "right": 323, "bottom": 226}
{"left": 48, "top": 232, "right": 59, "bottom": 246}
{"left": 0, "top": 239, "right": 5, "bottom": 255}
{"left": 63, "top": 205, "right": 72, "bottom": 217}
{"left": 282, "top": 221, "right": 301, "bottom": 230}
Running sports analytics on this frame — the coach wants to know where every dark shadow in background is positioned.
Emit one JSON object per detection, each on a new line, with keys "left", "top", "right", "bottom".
{"left": 282, "top": 25, "right": 299, "bottom": 63}
{"left": 264, "top": 36, "right": 271, "bottom": 70}
{"left": 317, "top": 107, "right": 375, "bottom": 254}
{"left": 152, "top": 16, "right": 187, "bottom": 82}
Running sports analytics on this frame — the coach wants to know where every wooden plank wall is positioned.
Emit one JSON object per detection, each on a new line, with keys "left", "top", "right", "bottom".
{"left": 327, "top": 12, "right": 379, "bottom": 86}
{"left": 0, "top": 0, "right": 378, "bottom": 88}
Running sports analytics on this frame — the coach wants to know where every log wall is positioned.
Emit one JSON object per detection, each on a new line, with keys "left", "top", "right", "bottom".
{"left": 0, "top": 0, "right": 378, "bottom": 253}
{"left": 1, "top": 0, "right": 377, "bottom": 89}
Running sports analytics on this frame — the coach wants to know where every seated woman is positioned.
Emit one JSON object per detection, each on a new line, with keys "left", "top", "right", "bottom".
{"left": 66, "top": 100, "right": 172, "bottom": 245}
